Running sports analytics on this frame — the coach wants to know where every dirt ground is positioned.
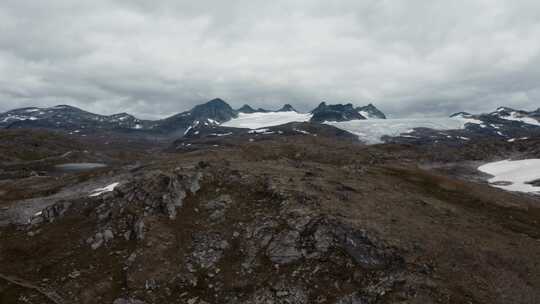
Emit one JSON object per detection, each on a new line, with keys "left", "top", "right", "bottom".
{"left": 1, "top": 132, "right": 539, "bottom": 303}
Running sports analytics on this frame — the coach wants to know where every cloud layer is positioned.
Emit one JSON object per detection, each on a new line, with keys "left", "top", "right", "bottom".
{"left": 1, "top": 0, "right": 539, "bottom": 118}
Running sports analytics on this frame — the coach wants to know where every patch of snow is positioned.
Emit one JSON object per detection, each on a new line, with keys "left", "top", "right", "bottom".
{"left": 89, "top": 182, "right": 120, "bottom": 197}
{"left": 1, "top": 115, "right": 39, "bottom": 122}
{"left": 358, "top": 110, "right": 381, "bottom": 119}
{"left": 210, "top": 132, "right": 233, "bottom": 137}
{"left": 133, "top": 124, "right": 142, "bottom": 129}
{"left": 478, "top": 159, "right": 540, "bottom": 194}
{"left": 248, "top": 128, "right": 270, "bottom": 134}
{"left": 222, "top": 112, "right": 312, "bottom": 129}
{"left": 293, "top": 128, "right": 311, "bottom": 134}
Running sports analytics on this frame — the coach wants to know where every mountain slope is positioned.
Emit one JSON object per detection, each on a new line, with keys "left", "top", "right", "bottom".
{"left": 154, "top": 98, "right": 237, "bottom": 135}
{"left": 0, "top": 105, "right": 150, "bottom": 131}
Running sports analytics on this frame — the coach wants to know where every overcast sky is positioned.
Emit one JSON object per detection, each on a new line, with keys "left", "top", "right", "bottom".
{"left": 1, "top": 0, "right": 539, "bottom": 118}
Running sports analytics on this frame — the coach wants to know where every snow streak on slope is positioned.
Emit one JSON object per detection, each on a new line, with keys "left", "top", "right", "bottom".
{"left": 358, "top": 111, "right": 380, "bottom": 119}
{"left": 222, "top": 112, "right": 312, "bottom": 129}
{"left": 89, "top": 182, "right": 121, "bottom": 197}
{"left": 325, "top": 118, "right": 467, "bottom": 144}
{"left": 500, "top": 111, "right": 540, "bottom": 126}
{"left": 478, "top": 159, "right": 540, "bottom": 194}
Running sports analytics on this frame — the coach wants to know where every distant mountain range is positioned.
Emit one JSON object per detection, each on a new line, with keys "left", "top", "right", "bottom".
{"left": 384, "top": 106, "right": 540, "bottom": 145}
{"left": 2, "top": 99, "right": 539, "bottom": 145}
{"left": 0, "top": 98, "right": 386, "bottom": 136}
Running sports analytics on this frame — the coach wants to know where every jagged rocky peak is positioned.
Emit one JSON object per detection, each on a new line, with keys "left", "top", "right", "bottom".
{"left": 310, "top": 102, "right": 366, "bottom": 122}
{"left": 277, "top": 104, "right": 297, "bottom": 112}
{"left": 237, "top": 104, "right": 257, "bottom": 114}
{"left": 189, "top": 98, "right": 237, "bottom": 122}
{"left": 356, "top": 103, "right": 386, "bottom": 119}
{"left": 237, "top": 104, "right": 272, "bottom": 113}
{"left": 490, "top": 106, "right": 520, "bottom": 116}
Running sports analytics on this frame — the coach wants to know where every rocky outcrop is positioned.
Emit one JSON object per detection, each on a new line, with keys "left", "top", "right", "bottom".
{"left": 310, "top": 102, "right": 366, "bottom": 122}
{"left": 12, "top": 164, "right": 429, "bottom": 303}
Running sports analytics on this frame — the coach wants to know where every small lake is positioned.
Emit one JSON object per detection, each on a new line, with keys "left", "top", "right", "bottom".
{"left": 55, "top": 163, "right": 108, "bottom": 172}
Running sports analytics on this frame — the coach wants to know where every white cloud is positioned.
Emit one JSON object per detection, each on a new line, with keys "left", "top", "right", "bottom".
{"left": 0, "top": 0, "right": 539, "bottom": 118}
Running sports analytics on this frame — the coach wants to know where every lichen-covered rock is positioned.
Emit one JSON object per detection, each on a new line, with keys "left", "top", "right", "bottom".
{"left": 189, "top": 232, "right": 230, "bottom": 269}
{"left": 335, "top": 292, "right": 367, "bottom": 304}
{"left": 238, "top": 285, "right": 308, "bottom": 304}
{"left": 117, "top": 169, "right": 203, "bottom": 219}
{"left": 113, "top": 298, "right": 146, "bottom": 304}
{"left": 204, "top": 194, "right": 233, "bottom": 223}
{"left": 266, "top": 230, "right": 303, "bottom": 264}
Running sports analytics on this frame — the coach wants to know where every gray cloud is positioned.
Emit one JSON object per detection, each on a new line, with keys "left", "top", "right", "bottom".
{"left": 1, "top": 0, "right": 539, "bottom": 118}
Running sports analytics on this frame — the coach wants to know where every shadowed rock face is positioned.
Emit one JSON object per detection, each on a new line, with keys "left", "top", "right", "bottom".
{"left": 148, "top": 99, "right": 238, "bottom": 135}
{"left": 356, "top": 103, "right": 386, "bottom": 119}
{"left": 310, "top": 102, "right": 366, "bottom": 122}
{"left": 189, "top": 98, "right": 237, "bottom": 123}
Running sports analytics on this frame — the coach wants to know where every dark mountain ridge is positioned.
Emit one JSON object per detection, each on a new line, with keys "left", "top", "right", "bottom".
{"left": 0, "top": 99, "right": 387, "bottom": 136}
